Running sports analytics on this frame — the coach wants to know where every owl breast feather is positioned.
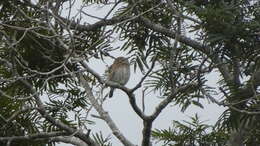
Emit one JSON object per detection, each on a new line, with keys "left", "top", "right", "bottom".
{"left": 113, "top": 66, "right": 130, "bottom": 85}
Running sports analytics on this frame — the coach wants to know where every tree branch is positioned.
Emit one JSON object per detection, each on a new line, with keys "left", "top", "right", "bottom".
{"left": 50, "top": 136, "right": 88, "bottom": 146}
{"left": 140, "top": 83, "right": 199, "bottom": 146}
{"left": 20, "top": 79, "right": 98, "bottom": 146}
{"left": 78, "top": 74, "right": 136, "bottom": 146}
{"left": 150, "top": 83, "right": 198, "bottom": 120}
{"left": 0, "top": 132, "right": 68, "bottom": 143}
{"left": 23, "top": 0, "right": 131, "bottom": 32}
{"left": 138, "top": 16, "right": 234, "bottom": 86}
{"left": 80, "top": 61, "right": 146, "bottom": 119}
{"left": 141, "top": 120, "right": 152, "bottom": 146}
{"left": 131, "top": 57, "right": 156, "bottom": 92}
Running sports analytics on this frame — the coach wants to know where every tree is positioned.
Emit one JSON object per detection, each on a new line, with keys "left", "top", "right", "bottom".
{"left": 0, "top": 0, "right": 259, "bottom": 145}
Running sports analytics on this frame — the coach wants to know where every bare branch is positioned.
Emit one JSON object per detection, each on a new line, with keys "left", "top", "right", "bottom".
{"left": 79, "top": 74, "right": 136, "bottom": 146}
{"left": 131, "top": 57, "right": 157, "bottom": 92}
{"left": 50, "top": 136, "right": 88, "bottom": 146}
{"left": 150, "top": 83, "right": 198, "bottom": 120}
{"left": 0, "top": 132, "right": 68, "bottom": 142}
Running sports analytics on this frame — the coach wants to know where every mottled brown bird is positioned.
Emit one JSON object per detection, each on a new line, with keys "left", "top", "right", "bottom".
{"left": 107, "top": 57, "right": 130, "bottom": 98}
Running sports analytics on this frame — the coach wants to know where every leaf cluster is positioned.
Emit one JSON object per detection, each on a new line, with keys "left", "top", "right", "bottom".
{"left": 152, "top": 114, "right": 228, "bottom": 146}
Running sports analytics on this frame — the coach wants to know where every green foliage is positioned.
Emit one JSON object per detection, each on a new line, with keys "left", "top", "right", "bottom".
{"left": 113, "top": 1, "right": 175, "bottom": 73}
{"left": 92, "top": 132, "right": 112, "bottom": 146}
{"left": 152, "top": 114, "right": 229, "bottom": 146}
{"left": 145, "top": 45, "right": 211, "bottom": 111}
{"left": 216, "top": 108, "right": 260, "bottom": 145}
{"left": 187, "top": 0, "right": 260, "bottom": 61}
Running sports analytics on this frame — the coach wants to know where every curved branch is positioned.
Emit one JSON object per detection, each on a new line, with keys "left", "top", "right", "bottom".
{"left": 149, "top": 83, "right": 198, "bottom": 121}
{"left": 80, "top": 61, "right": 146, "bottom": 119}
{"left": 140, "top": 83, "right": 199, "bottom": 146}
{"left": 23, "top": 0, "right": 131, "bottom": 32}
{"left": 131, "top": 57, "right": 156, "bottom": 92}
{"left": 138, "top": 16, "right": 233, "bottom": 84}
{"left": 79, "top": 74, "right": 136, "bottom": 146}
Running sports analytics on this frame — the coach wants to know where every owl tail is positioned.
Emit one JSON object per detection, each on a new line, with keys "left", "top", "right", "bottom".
{"left": 109, "top": 87, "right": 115, "bottom": 98}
